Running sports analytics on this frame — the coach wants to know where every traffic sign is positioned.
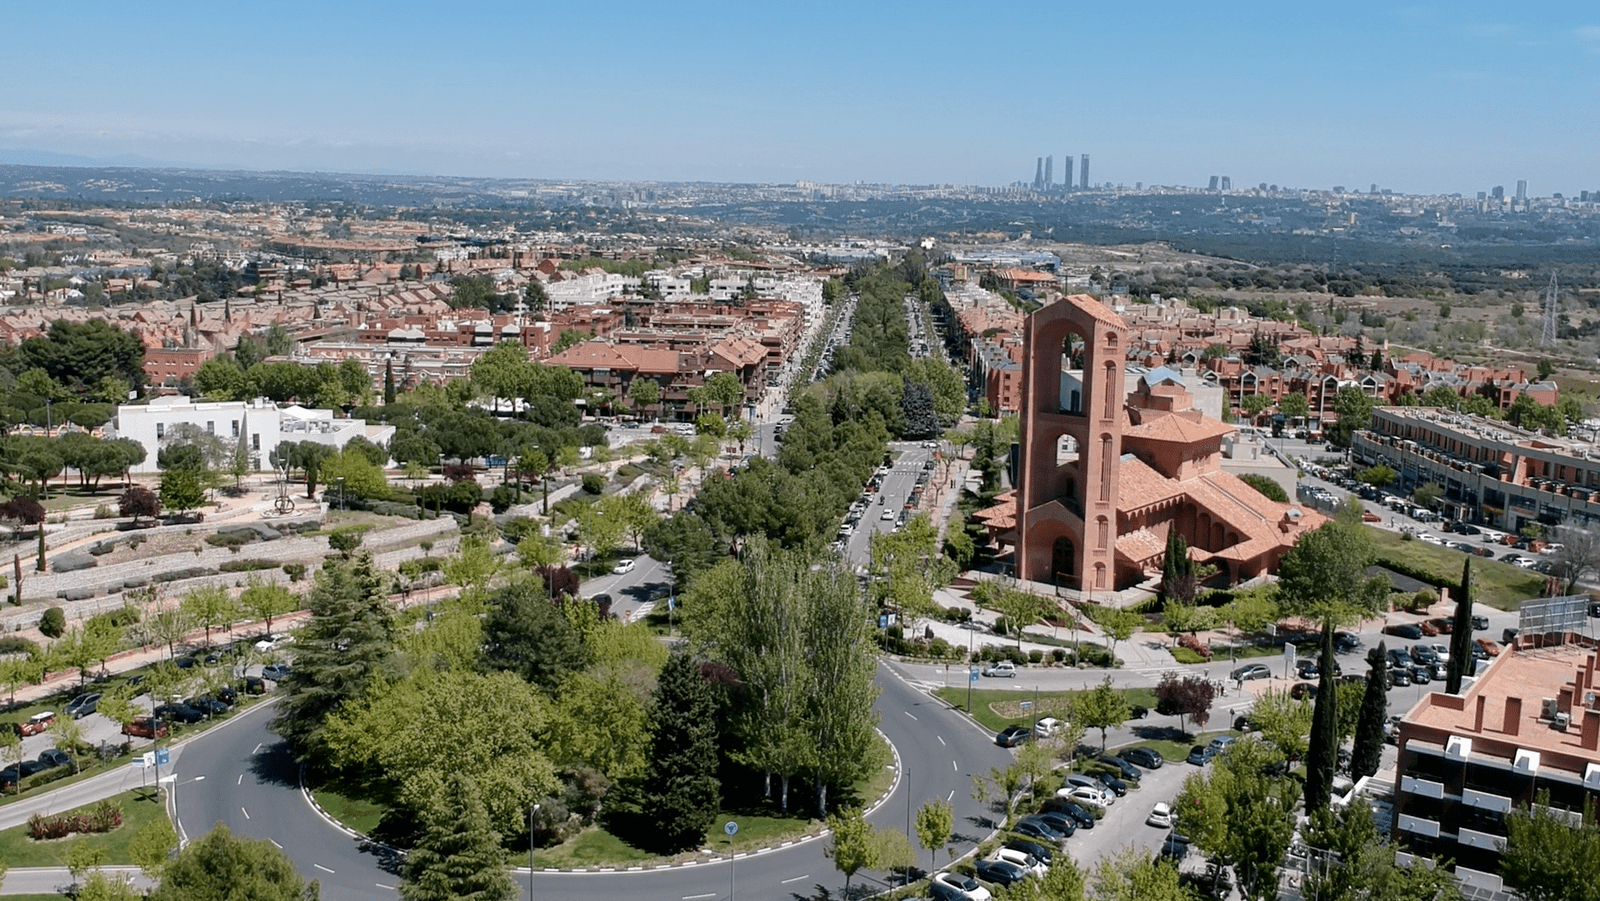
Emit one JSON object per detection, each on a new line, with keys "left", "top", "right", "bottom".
{"left": 155, "top": 748, "right": 170, "bottom": 766}
{"left": 1019, "top": 700, "right": 1033, "bottom": 709}
{"left": 969, "top": 668, "right": 980, "bottom": 683}
{"left": 724, "top": 821, "right": 739, "bottom": 836}
{"left": 136, "top": 752, "right": 154, "bottom": 769}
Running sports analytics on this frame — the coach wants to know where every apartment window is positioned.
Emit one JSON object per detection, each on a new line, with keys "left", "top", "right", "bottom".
{"left": 231, "top": 420, "right": 239, "bottom": 437}
{"left": 251, "top": 434, "right": 260, "bottom": 451}
{"left": 206, "top": 421, "right": 214, "bottom": 434}
{"left": 155, "top": 423, "right": 164, "bottom": 439}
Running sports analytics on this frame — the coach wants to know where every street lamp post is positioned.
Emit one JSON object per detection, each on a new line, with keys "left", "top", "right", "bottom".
{"left": 335, "top": 477, "right": 345, "bottom": 512}
{"left": 528, "top": 803, "right": 540, "bottom": 901}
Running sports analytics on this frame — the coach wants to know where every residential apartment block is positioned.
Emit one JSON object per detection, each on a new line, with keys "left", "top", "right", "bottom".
{"left": 1352, "top": 406, "right": 1600, "bottom": 533}
{"left": 112, "top": 395, "right": 395, "bottom": 474}
{"left": 1390, "top": 633, "right": 1600, "bottom": 896}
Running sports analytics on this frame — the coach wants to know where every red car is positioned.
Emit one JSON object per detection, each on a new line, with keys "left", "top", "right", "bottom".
{"left": 1474, "top": 638, "right": 1501, "bottom": 658}
{"left": 1427, "top": 617, "right": 1454, "bottom": 635}
{"left": 120, "top": 716, "right": 169, "bottom": 739}
{"left": 16, "top": 712, "right": 55, "bottom": 736}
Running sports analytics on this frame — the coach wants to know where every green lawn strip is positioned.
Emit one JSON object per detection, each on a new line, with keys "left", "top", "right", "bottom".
{"left": 1122, "top": 729, "right": 1236, "bottom": 765}
{"left": 1367, "top": 529, "right": 1545, "bottom": 610}
{"left": 931, "top": 686, "right": 1158, "bottom": 734}
{"left": 0, "top": 788, "right": 167, "bottom": 867}
{"left": 314, "top": 735, "right": 896, "bottom": 870}
{"left": 7, "top": 894, "right": 73, "bottom": 900}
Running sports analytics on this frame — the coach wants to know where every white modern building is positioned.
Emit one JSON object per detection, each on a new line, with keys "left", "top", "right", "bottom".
{"left": 112, "top": 396, "right": 396, "bottom": 474}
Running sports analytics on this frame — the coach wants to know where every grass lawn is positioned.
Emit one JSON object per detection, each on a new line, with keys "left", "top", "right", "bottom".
{"left": 932, "top": 686, "right": 1159, "bottom": 734}
{"left": 1122, "top": 729, "right": 1235, "bottom": 765}
{"left": 311, "top": 786, "right": 386, "bottom": 836}
{"left": 0, "top": 789, "right": 167, "bottom": 868}
{"left": 1366, "top": 528, "right": 1547, "bottom": 610}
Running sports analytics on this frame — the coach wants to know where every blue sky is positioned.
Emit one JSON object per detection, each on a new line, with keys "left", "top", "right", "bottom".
{"left": 2, "top": 1, "right": 1596, "bottom": 195}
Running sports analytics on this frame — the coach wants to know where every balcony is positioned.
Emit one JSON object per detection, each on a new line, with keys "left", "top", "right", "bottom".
{"left": 1463, "top": 788, "right": 1512, "bottom": 814}
{"left": 1398, "top": 814, "right": 1441, "bottom": 838}
{"left": 1401, "top": 775, "right": 1445, "bottom": 799}
{"left": 1458, "top": 827, "right": 1504, "bottom": 851}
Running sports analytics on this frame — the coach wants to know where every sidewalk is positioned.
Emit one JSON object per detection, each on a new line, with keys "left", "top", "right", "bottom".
{"left": 1, "top": 867, "right": 152, "bottom": 896}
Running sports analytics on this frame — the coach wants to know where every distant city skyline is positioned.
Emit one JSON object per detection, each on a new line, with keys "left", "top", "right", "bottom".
{"left": 2, "top": 1, "right": 1596, "bottom": 197}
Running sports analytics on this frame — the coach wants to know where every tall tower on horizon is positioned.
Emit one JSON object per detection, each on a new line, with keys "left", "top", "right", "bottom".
{"left": 1080, "top": 154, "right": 1090, "bottom": 190}
{"left": 1044, "top": 155, "right": 1053, "bottom": 188}
{"left": 1063, "top": 155, "right": 1073, "bottom": 191}
{"left": 1034, "top": 157, "right": 1044, "bottom": 189}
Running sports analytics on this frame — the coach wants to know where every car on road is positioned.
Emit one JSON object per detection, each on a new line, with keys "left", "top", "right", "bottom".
{"left": 17, "top": 712, "right": 55, "bottom": 736}
{"left": 1425, "top": 617, "right": 1454, "bottom": 635}
{"left": 1231, "top": 664, "right": 1271, "bottom": 681}
{"left": 973, "top": 858, "right": 1029, "bottom": 888}
{"left": 65, "top": 693, "right": 101, "bottom": 719}
{"left": 880, "top": 509, "right": 894, "bottom": 521}
{"left": 1290, "top": 682, "right": 1318, "bottom": 700}
{"left": 1384, "top": 715, "right": 1404, "bottom": 743}
{"left": 1147, "top": 802, "right": 1177, "bottom": 828}
{"left": 262, "top": 664, "right": 292, "bottom": 681}
{"left": 983, "top": 661, "right": 1017, "bottom": 678}
{"left": 1004, "top": 839, "right": 1054, "bottom": 865}
{"left": 995, "top": 725, "right": 1032, "bottom": 748}
{"left": 1098, "top": 755, "right": 1141, "bottom": 781}
{"left": 37, "top": 748, "right": 71, "bottom": 770}
{"left": 931, "top": 871, "right": 993, "bottom": 901}
{"left": 1187, "top": 744, "right": 1215, "bottom": 766}
{"left": 1034, "top": 717, "right": 1063, "bottom": 739}
{"left": 1472, "top": 614, "right": 1490, "bottom": 631}
{"left": 1119, "top": 747, "right": 1164, "bottom": 770}
{"left": 1383, "top": 623, "right": 1424, "bottom": 640}
{"left": 121, "top": 716, "right": 169, "bottom": 739}
{"left": 1296, "top": 660, "right": 1320, "bottom": 680}
{"left": 612, "top": 559, "right": 636, "bottom": 575}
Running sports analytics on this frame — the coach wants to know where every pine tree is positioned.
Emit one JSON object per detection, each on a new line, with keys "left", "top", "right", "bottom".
{"left": 640, "top": 650, "right": 722, "bottom": 851}
{"left": 1350, "top": 642, "right": 1390, "bottom": 780}
{"left": 1446, "top": 558, "right": 1474, "bottom": 694}
{"left": 399, "top": 774, "right": 515, "bottom": 901}
{"left": 1304, "top": 622, "right": 1339, "bottom": 811}
{"left": 271, "top": 553, "right": 395, "bottom": 760}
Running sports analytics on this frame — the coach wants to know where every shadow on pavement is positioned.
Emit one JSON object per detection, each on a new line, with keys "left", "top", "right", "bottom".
{"left": 246, "top": 740, "right": 299, "bottom": 789}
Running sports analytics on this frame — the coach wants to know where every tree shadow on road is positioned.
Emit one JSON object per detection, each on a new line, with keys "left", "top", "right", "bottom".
{"left": 357, "top": 839, "right": 405, "bottom": 876}
{"left": 245, "top": 739, "right": 299, "bottom": 789}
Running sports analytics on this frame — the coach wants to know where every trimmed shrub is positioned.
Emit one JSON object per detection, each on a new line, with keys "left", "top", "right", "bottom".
{"left": 219, "top": 559, "right": 279, "bottom": 573}
{"left": 282, "top": 563, "right": 308, "bottom": 583}
{"left": 993, "top": 616, "right": 1009, "bottom": 636}
{"left": 26, "top": 800, "right": 121, "bottom": 840}
{"left": 39, "top": 606, "right": 66, "bottom": 638}
{"left": 0, "top": 635, "right": 36, "bottom": 654}
{"left": 1028, "top": 649, "right": 1045, "bottom": 664}
{"left": 1052, "top": 648, "right": 1068, "bottom": 664}
{"left": 204, "top": 531, "right": 255, "bottom": 549}
{"left": 581, "top": 473, "right": 605, "bottom": 495}
{"left": 87, "top": 608, "right": 138, "bottom": 630}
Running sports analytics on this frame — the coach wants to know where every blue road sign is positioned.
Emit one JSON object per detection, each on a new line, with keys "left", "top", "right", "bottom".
{"left": 724, "top": 821, "right": 739, "bottom": 836}
{"left": 154, "top": 748, "right": 170, "bottom": 766}
{"left": 970, "top": 668, "right": 980, "bottom": 683}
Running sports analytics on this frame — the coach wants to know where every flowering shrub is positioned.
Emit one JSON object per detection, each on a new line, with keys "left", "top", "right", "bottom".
{"left": 27, "top": 800, "right": 122, "bottom": 840}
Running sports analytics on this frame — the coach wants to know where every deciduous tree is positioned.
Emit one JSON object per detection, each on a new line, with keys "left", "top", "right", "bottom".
{"left": 147, "top": 823, "right": 319, "bottom": 901}
{"left": 825, "top": 806, "right": 878, "bottom": 899}
{"left": 1077, "top": 676, "right": 1131, "bottom": 751}
{"left": 915, "top": 799, "right": 953, "bottom": 879}
{"left": 1155, "top": 672, "right": 1217, "bottom": 735}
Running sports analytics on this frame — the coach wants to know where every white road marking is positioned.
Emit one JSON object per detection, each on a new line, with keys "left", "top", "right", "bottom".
{"left": 781, "top": 874, "right": 810, "bottom": 884}
{"left": 937, "top": 735, "right": 946, "bottom": 746}
{"left": 270, "top": 839, "right": 282, "bottom": 849}
{"left": 684, "top": 894, "right": 716, "bottom": 899}
{"left": 903, "top": 711, "right": 918, "bottom": 721}
{"left": 952, "top": 760, "right": 959, "bottom": 772}
{"left": 253, "top": 743, "right": 263, "bottom": 754}
{"left": 947, "top": 790, "right": 955, "bottom": 802}
{"left": 314, "top": 864, "right": 335, "bottom": 874}
{"left": 237, "top": 774, "right": 243, "bottom": 785}
{"left": 376, "top": 883, "right": 396, "bottom": 890}
{"left": 241, "top": 807, "right": 250, "bottom": 820}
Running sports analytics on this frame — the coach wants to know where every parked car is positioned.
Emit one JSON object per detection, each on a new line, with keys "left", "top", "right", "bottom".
{"left": 1208, "top": 735, "right": 1237, "bottom": 756}
{"left": 1410, "top": 645, "right": 1439, "bottom": 665}
{"left": 244, "top": 676, "right": 268, "bottom": 695}
{"left": 1503, "top": 628, "right": 1520, "bottom": 644}
{"left": 121, "top": 716, "right": 169, "bottom": 739}
{"left": 1290, "top": 682, "right": 1318, "bottom": 700}
{"left": 983, "top": 660, "right": 1017, "bottom": 678}
{"left": 1383, "top": 715, "right": 1403, "bottom": 743}
{"left": 1295, "top": 661, "right": 1320, "bottom": 680}
{"left": 214, "top": 686, "right": 238, "bottom": 706}
{"left": 1118, "top": 747, "right": 1164, "bottom": 770}
{"left": 1187, "top": 744, "right": 1215, "bottom": 766}
{"left": 1098, "top": 755, "right": 1141, "bottom": 781}
{"left": 1408, "top": 664, "right": 1433, "bottom": 684}
{"left": 37, "top": 748, "right": 71, "bottom": 770}
{"left": 996, "top": 725, "right": 1032, "bottom": 748}
{"left": 64, "top": 693, "right": 101, "bottom": 719}
{"left": 17, "top": 712, "right": 55, "bottom": 736}
{"left": 973, "top": 858, "right": 1029, "bottom": 888}
{"left": 262, "top": 664, "right": 292, "bottom": 681}
{"left": 1334, "top": 631, "right": 1361, "bottom": 653}
{"left": 1388, "top": 669, "right": 1412, "bottom": 687}
{"left": 1011, "top": 817, "right": 1067, "bottom": 845}
{"left": 1419, "top": 619, "right": 1440, "bottom": 637}
{"left": 1059, "top": 785, "right": 1112, "bottom": 809}
{"left": 931, "top": 872, "right": 993, "bottom": 901}
{"left": 1031, "top": 810, "right": 1080, "bottom": 837}
{"left": 992, "top": 847, "right": 1048, "bottom": 878}
{"left": 1147, "top": 802, "right": 1177, "bottom": 828}
{"left": 1040, "top": 798, "right": 1095, "bottom": 829}
{"left": 1003, "top": 839, "right": 1054, "bottom": 865}
{"left": 1094, "top": 771, "right": 1129, "bottom": 796}
{"left": 153, "top": 703, "right": 203, "bottom": 725}
{"left": 1231, "top": 664, "right": 1271, "bottom": 681}
{"left": 254, "top": 634, "right": 292, "bottom": 653}
{"left": 1234, "top": 715, "right": 1258, "bottom": 732}
{"left": 1383, "top": 623, "right": 1424, "bottom": 640}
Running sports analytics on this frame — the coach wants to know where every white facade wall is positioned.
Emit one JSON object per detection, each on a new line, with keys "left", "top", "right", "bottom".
{"left": 113, "top": 396, "right": 394, "bottom": 474}
{"left": 545, "top": 273, "right": 641, "bottom": 312}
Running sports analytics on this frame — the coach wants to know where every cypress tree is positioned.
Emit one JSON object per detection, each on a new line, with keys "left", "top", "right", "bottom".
{"left": 1350, "top": 642, "right": 1390, "bottom": 780}
{"left": 1304, "top": 621, "right": 1340, "bottom": 811}
{"left": 1446, "top": 557, "right": 1474, "bottom": 694}
{"left": 640, "top": 650, "right": 722, "bottom": 852}
{"left": 383, "top": 359, "right": 396, "bottom": 406}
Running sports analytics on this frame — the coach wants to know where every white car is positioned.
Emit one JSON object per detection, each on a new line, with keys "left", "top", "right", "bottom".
{"left": 931, "top": 872, "right": 992, "bottom": 901}
{"left": 1147, "top": 802, "right": 1177, "bottom": 828}
{"left": 254, "top": 634, "right": 292, "bottom": 653}
{"left": 613, "top": 559, "right": 636, "bottom": 575}
{"left": 992, "top": 847, "right": 1047, "bottom": 878}
{"left": 1429, "top": 643, "right": 1451, "bottom": 664}
{"left": 1418, "top": 533, "right": 1444, "bottom": 545}
{"left": 1034, "top": 717, "right": 1063, "bottom": 739}
{"left": 1057, "top": 785, "right": 1112, "bottom": 809}
{"left": 982, "top": 661, "right": 1016, "bottom": 678}
{"left": 880, "top": 508, "right": 895, "bottom": 521}
{"left": 1062, "top": 772, "right": 1114, "bottom": 804}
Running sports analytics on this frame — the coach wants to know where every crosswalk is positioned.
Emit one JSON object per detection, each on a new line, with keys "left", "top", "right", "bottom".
{"left": 630, "top": 602, "right": 656, "bottom": 621}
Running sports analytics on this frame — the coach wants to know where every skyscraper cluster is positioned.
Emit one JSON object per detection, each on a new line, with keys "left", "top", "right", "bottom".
{"left": 1027, "top": 153, "right": 1088, "bottom": 191}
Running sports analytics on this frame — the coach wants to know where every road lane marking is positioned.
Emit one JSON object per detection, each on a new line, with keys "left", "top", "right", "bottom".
{"left": 237, "top": 774, "right": 243, "bottom": 785}
{"left": 903, "top": 711, "right": 918, "bottom": 721}
{"left": 781, "top": 874, "right": 810, "bottom": 884}
{"left": 253, "top": 743, "right": 263, "bottom": 754}
{"left": 376, "top": 883, "right": 395, "bottom": 890}
{"left": 947, "top": 790, "right": 955, "bottom": 802}
{"left": 952, "top": 760, "right": 959, "bottom": 772}
{"left": 937, "top": 735, "right": 946, "bottom": 746}
{"left": 684, "top": 894, "right": 716, "bottom": 899}
{"left": 314, "top": 864, "right": 335, "bottom": 874}
{"left": 241, "top": 808, "right": 250, "bottom": 820}
{"left": 270, "top": 839, "right": 282, "bottom": 849}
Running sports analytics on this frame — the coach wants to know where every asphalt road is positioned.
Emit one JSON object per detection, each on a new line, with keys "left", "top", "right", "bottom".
{"left": 165, "top": 663, "right": 1012, "bottom": 901}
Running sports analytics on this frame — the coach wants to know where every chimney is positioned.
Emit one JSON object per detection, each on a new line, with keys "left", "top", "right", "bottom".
{"left": 1475, "top": 694, "right": 1487, "bottom": 732}
{"left": 1504, "top": 696, "right": 1522, "bottom": 736}
{"left": 1586, "top": 709, "right": 1600, "bottom": 752}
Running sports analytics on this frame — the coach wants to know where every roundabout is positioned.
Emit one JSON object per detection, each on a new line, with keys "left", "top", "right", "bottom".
{"left": 169, "top": 662, "right": 1012, "bottom": 900}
